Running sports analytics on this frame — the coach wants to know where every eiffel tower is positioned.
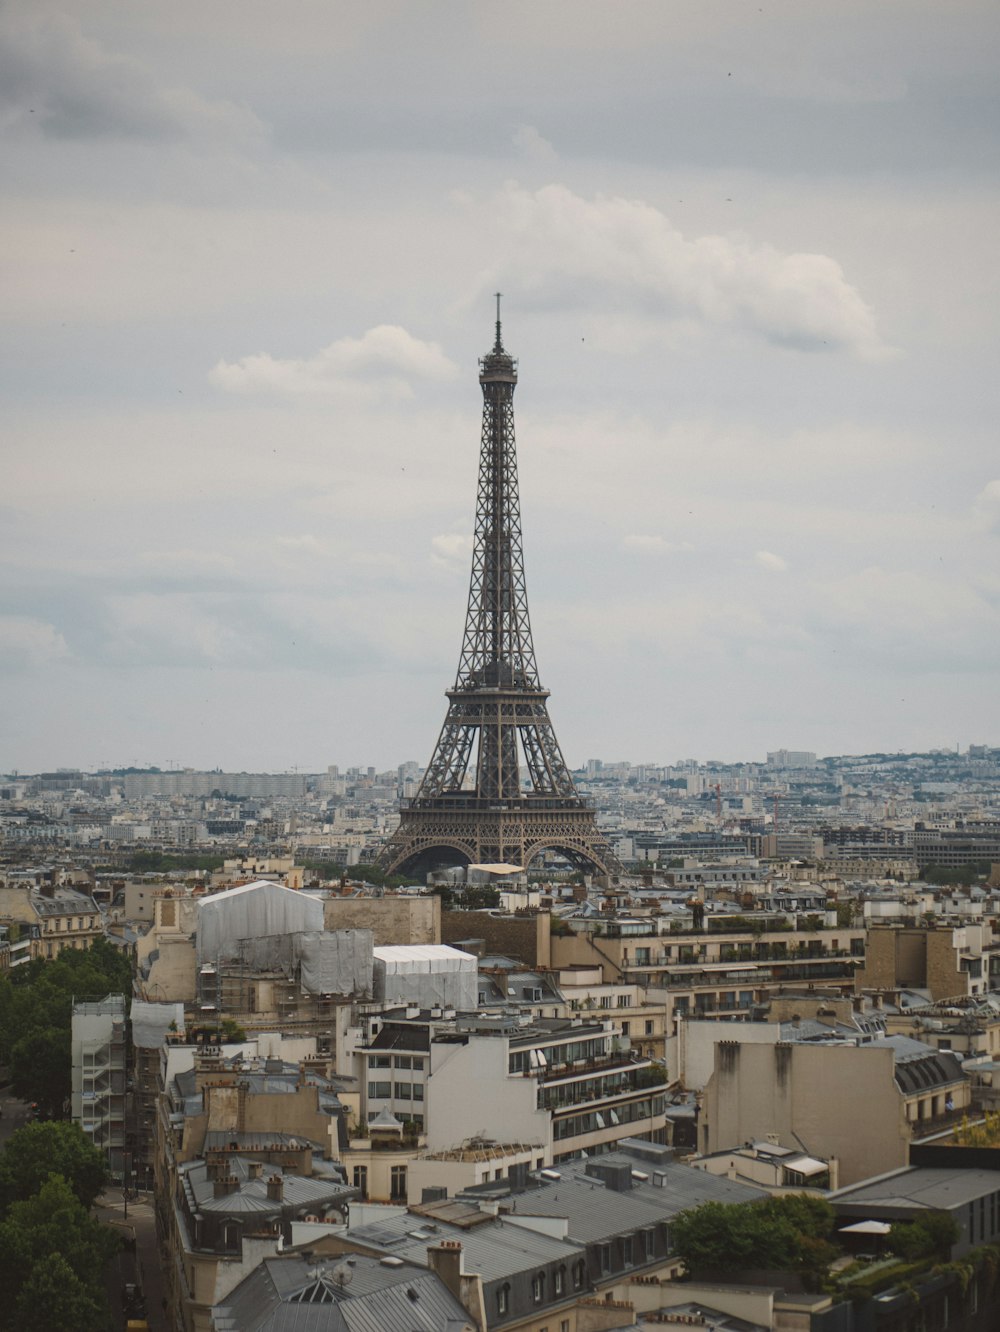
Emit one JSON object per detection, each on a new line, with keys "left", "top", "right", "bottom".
{"left": 380, "top": 301, "right": 621, "bottom": 879}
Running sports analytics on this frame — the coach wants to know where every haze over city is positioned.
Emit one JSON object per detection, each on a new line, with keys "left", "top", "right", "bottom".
{"left": 3, "top": 2, "right": 999, "bottom": 773}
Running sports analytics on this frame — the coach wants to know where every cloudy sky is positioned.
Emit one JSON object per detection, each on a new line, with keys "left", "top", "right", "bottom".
{"left": 3, "top": 1, "right": 999, "bottom": 774}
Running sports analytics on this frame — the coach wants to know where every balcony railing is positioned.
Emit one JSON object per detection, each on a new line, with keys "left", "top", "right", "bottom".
{"left": 534, "top": 1052, "right": 646, "bottom": 1084}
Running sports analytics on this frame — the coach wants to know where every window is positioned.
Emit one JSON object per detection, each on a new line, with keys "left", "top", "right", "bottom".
{"left": 617, "top": 994, "right": 629, "bottom": 1007}
{"left": 554, "top": 1265, "right": 565, "bottom": 1295}
{"left": 394, "top": 1081, "right": 412, "bottom": 1099}
{"left": 620, "top": 1021, "right": 630, "bottom": 1037}
{"left": 497, "top": 1283, "right": 510, "bottom": 1315}
{"left": 394, "top": 1055, "right": 411, "bottom": 1069}
{"left": 532, "top": 1271, "right": 545, "bottom": 1303}
{"left": 368, "top": 1081, "right": 391, "bottom": 1098}
{"left": 573, "top": 1260, "right": 586, "bottom": 1289}
{"left": 370, "top": 1054, "right": 391, "bottom": 1068}
{"left": 645, "top": 1020, "right": 654, "bottom": 1035}
{"left": 353, "top": 1165, "right": 368, "bottom": 1197}
{"left": 599, "top": 1243, "right": 611, "bottom": 1274}
{"left": 622, "top": 1235, "right": 633, "bottom": 1266}
{"left": 390, "top": 1165, "right": 407, "bottom": 1201}
{"left": 412, "top": 1083, "right": 424, "bottom": 1100}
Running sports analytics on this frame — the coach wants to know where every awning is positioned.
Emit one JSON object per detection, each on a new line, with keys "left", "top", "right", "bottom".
{"left": 839, "top": 1220, "right": 892, "bottom": 1235}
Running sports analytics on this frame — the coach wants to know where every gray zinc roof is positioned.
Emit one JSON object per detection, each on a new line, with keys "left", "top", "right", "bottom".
{"left": 346, "top": 1206, "right": 581, "bottom": 1284}
{"left": 213, "top": 1253, "right": 474, "bottom": 1332}
{"left": 502, "top": 1157, "right": 767, "bottom": 1245}
{"left": 832, "top": 1165, "right": 1000, "bottom": 1213}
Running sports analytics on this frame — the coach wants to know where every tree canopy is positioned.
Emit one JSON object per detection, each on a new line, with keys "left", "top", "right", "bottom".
{"left": 0, "top": 1122, "right": 108, "bottom": 1212}
{"left": 670, "top": 1195, "right": 836, "bottom": 1283}
{"left": 0, "top": 1175, "right": 119, "bottom": 1332}
{"left": 889, "top": 1211, "right": 959, "bottom": 1261}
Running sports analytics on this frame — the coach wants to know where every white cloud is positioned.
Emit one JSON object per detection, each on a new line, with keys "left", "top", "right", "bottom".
{"left": 622, "top": 534, "right": 695, "bottom": 554}
{"left": 512, "top": 123, "right": 557, "bottom": 162}
{"left": 973, "top": 480, "right": 1000, "bottom": 533}
{"left": 431, "top": 533, "right": 473, "bottom": 568}
{"left": 470, "top": 183, "right": 891, "bottom": 359}
{"left": 0, "top": 615, "right": 70, "bottom": 671}
{"left": 756, "top": 550, "right": 789, "bottom": 572}
{"left": 209, "top": 325, "right": 459, "bottom": 397}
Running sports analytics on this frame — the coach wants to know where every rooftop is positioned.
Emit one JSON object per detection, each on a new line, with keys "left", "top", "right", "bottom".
{"left": 832, "top": 1164, "right": 1000, "bottom": 1213}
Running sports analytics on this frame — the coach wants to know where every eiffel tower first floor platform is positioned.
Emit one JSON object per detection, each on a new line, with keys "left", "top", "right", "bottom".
{"left": 378, "top": 795, "right": 622, "bottom": 880}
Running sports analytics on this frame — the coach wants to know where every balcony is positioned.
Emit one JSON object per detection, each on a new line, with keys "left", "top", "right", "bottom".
{"left": 534, "top": 1052, "right": 646, "bottom": 1085}
{"left": 538, "top": 1067, "right": 663, "bottom": 1114}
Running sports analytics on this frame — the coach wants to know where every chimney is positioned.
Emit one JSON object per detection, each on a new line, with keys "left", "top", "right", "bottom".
{"left": 427, "top": 1240, "right": 463, "bottom": 1301}
{"left": 248, "top": 1161, "right": 264, "bottom": 1180}
{"left": 267, "top": 1175, "right": 284, "bottom": 1202}
{"left": 214, "top": 1176, "right": 239, "bottom": 1198}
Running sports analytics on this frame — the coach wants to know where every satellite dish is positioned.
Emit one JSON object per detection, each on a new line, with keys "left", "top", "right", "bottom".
{"left": 330, "top": 1262, "right": 354, "bottom": 1290}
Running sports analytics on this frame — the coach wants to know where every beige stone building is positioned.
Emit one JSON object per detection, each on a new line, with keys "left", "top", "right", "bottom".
{"left": 856, "top": 924, "right": 992, "bottom": 1000}
{"left": 701, "top": 1036, "right": 971, "bottom": 1186}
{"left": 549, "top": 920, "right": 866, "bottom": 1030}
{"left": 0, "top": 881, "right": 103, "bottom": 959}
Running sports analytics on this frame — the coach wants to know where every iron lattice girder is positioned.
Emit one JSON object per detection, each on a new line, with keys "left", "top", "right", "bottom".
{"left": 380, "top": 805, "right": 615, "bottom": 876}
{"left": 380, "top": 312, "right": 621, "bottom": 878}
{"left": 420, "top": 688, "right": 578, "bottom": 802}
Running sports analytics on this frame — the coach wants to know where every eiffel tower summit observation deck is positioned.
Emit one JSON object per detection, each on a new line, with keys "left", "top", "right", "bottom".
{"left": 379, "top": 301, "right": 621, "bottom": 880}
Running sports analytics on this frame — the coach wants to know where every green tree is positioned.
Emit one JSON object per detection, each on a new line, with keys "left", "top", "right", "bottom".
{"left": 670, "top": 1196, "right": 835, "bottom": 1283}
{"left": 9, "top": 1026, "right": 71, "bottom": 1119}
{"left": 220, "top": 1017, "right": 247, "bottom": 1042}
{"left": 0, "top": 1122, "right": 108, "bottom": 1213}
{"left": 461, "top": 885, "right": 501, "bottom": 910}
{"left": 830, "top": 900, "right": 857, "bottom": 932}
{"left": 0, "top": 1176, "right": 118, "bottom": 1329}
{"left": 890, "top": 1211, "right": 959, "bottom": 1261}
{"left": 12, "top": 1253, "right": 108, "bottom": 1332}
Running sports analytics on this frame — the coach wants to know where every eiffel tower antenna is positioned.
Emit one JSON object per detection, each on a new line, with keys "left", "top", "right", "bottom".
{"left": 379, "top": 307, "right": 621, "bottom": 879}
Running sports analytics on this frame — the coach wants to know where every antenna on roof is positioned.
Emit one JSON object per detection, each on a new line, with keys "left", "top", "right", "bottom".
{"left": 494, "top": 291, "right": 503, "bottom": 352}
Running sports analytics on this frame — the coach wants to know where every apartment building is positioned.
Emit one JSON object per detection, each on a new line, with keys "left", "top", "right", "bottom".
{"left": 701, "top": 1035, "right": 971, "bottom": 1186}
{"left": 0, "top": 881, "right": 103, "bottom": 960}
{"left": 357, "top": 1010, "right": 668, "bottom": 1169}
{"left": 550, "top": 918, "right": 866, "bottom": 1028}
{"left": 856, "top": 924, "right": 996, "bottom": 1001}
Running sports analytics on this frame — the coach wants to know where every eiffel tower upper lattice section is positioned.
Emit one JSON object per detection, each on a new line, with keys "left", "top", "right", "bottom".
{"left": 455, "top": 312, "right": 538, "bottom": 692}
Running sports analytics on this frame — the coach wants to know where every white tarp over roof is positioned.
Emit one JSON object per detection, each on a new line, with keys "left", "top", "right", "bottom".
{"left": 373, "top": 944, "right": 477, "bottom": 1010}
{"left": 197, "top": 880, "right": 323, "bottom": 965}
{"left": 131, "top": 998, "right": 185, "bottom": 1048}
{"left": 197, "top": 881, "right": 372, "bottom": 996}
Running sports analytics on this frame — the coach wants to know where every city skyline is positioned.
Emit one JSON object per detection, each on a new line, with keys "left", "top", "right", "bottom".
{"left": 3, "top": 2, "right": 999, "bottom": 773}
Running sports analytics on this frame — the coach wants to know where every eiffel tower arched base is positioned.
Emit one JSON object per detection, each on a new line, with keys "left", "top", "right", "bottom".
{"left": 379, "top": 799, "right": 622, "bottom": 880}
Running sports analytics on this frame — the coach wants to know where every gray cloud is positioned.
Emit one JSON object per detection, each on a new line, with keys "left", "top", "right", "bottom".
{"left": 0, "top": 6, "right": 265, "bottom": 142}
